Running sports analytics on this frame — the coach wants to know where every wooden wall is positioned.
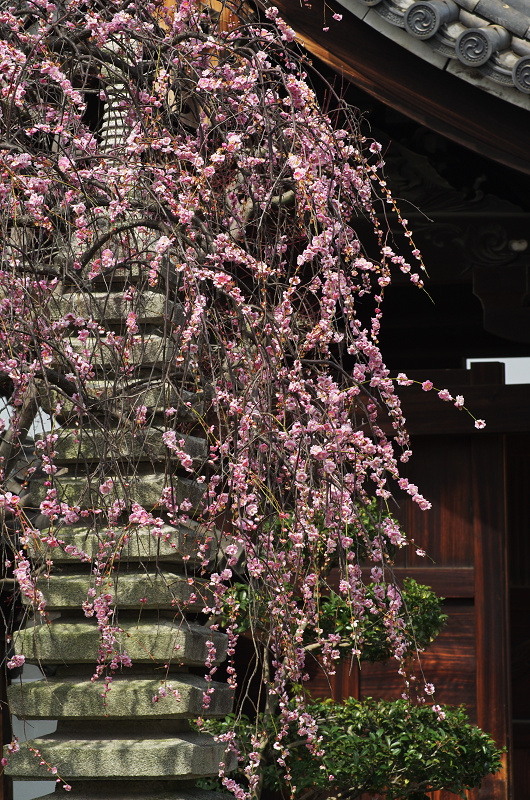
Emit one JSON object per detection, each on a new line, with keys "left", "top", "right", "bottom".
{"left": 506, "top": 434, "right": 530, "bottom": 799}
{"left": 309, "top": 365, "right": 520, "bottom": 799}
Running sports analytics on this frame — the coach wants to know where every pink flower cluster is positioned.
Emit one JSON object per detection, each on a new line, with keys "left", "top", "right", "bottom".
{"left": 0, "top": 0, "right": 489, "bottom": 794}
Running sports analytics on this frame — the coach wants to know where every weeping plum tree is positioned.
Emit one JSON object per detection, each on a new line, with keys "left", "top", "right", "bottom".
{"left": 0, "top": 0, "right": 499, "bottom": 798}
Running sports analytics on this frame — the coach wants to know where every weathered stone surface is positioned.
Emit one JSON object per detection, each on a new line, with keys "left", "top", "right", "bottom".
{"left": 31, "top": 573, "right": 210, "bottom": 611}
{"left": 45, "top": 428, "right": 207, "bottom": 465}
{"left": 15, "top": 620, "right": 227, "bottom": 666}
{"left": 39, "top": 383, "right": 204, "bottom": 422}
{"left": 5, "top": 731, "right": 231, "bottom": 780}
{"left": 10, "top": 250, "right": 231, "bottom": 795}
{"left": 68, "top": 336, "right": 176, "bottom": 370}
{"left": 30, "top": 788, "right": 228, "bottom": 800}
{"left": 8, "top": 675, "right": 232, "bottom": 720}
{"left": 29, "top": 473, "right": 205, "bottom": 513}
{"left": 28, "top": 522, "right": 211, "bottom": 566}
{"left": 49, "top": 291, "right": 182, "bottom": 326}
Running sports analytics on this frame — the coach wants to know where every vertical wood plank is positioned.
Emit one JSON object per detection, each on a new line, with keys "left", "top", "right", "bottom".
{"left": 473, "top": 434, "right": 510, "bottom": 800}
{"left": 332, "top": 658, "right": 359, "bottom": 703}
{"left": 505, "top": 434, "right": 530, "bottom": 798}
{"left": 392, "top": 436, "right": 475, "bottom": 568}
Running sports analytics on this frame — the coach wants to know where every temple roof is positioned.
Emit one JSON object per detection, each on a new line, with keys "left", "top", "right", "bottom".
{"left": 275, "top": 0, "right": 530, "bottom": 174}
{"left": 336, "top": 0, "right": 530, "bottom": 103}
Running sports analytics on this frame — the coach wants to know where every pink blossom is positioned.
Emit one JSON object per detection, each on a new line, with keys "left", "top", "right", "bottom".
{"left": 0, "top": 6, "right": 482, "bottom": 789}
{"left": 7, "top": 654, "right": 25, "bottom": 670}
{"left": 99, "top": 478, "right": 114, "bottom": 496}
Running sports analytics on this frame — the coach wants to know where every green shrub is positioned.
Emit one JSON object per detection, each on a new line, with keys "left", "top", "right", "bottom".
{"left": 206, "top": 509, "right": 500, "bottom": 798}
{"left": 318, "top": 578, "right": 447, "bottom": 663}
{"left": 199, "top": 698, "right": 503, "bottom": 799}
{"left": 222, "top": 578, "right": 447, "bottom": 663}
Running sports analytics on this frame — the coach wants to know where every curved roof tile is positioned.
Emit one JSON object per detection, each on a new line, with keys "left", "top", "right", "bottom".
{"left": 336, "top": 0, "right": 530, "bottom": 98}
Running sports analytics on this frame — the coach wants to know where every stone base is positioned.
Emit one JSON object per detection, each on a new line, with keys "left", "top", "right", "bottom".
{"left": 6, "top": 733, "right": 235, "bottom": 780}
{"left": 28, "top": 787, "right": 228, "bottom": 800}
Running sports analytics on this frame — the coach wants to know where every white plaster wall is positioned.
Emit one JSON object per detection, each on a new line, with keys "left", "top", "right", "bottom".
{"left": 11, "top": 665, "right": 57, "bottom": 800}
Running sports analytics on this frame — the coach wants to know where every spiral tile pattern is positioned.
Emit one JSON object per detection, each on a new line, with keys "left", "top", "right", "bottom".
{"left": 513, "top": 56, "right": 530, "bottom": 93}
{"left": 457, "top": 30, "right": 493, "bottom": 66}
{"left": 405, "top": 3, "right": 439, "bottom": 38}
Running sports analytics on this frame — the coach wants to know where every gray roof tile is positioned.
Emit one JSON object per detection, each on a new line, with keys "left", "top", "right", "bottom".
{"left": 337, "top": 0, "right": 530, "bottom": 99}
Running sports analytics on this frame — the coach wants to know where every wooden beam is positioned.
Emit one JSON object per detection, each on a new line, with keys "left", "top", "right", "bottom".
{"left": 329, "top": 567, "right": 475, "bottom": 597}
{"left": 395, "top": 382, "right": 530, "bottom": 434}
{"left": 378, "top": 364, "right": 530, "bottom": 435}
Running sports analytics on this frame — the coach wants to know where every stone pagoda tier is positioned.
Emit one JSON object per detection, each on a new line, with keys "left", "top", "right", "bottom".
{"left": 5, "top": 253, "right": 233, "bottom": 798}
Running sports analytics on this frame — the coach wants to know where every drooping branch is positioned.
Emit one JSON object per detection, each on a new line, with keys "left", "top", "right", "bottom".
{"left": 0, "top": 1, "right": 492, "bottom": 798}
